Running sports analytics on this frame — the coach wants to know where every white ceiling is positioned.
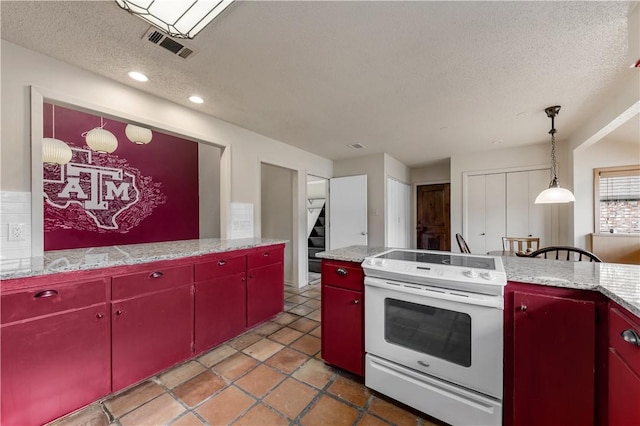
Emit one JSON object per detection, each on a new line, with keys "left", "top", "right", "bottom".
{"left": 1, "top": 1, "right": 637, "bottom": 167}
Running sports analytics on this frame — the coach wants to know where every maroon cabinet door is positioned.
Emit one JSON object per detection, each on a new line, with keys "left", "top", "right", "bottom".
{"left": 1, "top": 304, "right": 110, "bottom": 426}
{"left": 195, "top": 271, "right": 247, "bottom": 353}
{"left": 608, "top": 348, "right": 640, "bottom": 426}
{"left": 512, "top": 291, "right": 596, "bottom": 426}
{"left": 112, "top": 286, "right": 193, "bottom": 391}
{"left": 246, "top": 262, "right": 284, "bottom": 327}
{"left": 321, "top": 285, "right": 363, "bottom": 375}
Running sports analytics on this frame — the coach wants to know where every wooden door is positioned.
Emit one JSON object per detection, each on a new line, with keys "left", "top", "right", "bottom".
{"left": 416, "top": 183, "right": 450, "bottom": 250}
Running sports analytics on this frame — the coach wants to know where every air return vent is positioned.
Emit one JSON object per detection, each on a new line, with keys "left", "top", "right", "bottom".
{"left": 143, "top": 28, "right": 196, "bottom": 59}
{"left": 347, "top": 143, "right": 367, "bottom": 150}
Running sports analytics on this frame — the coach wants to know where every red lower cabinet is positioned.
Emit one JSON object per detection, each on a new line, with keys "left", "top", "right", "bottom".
{"left": 195, "top": 271, "right": 247, "bottom": 353}
{"left": 247, "top": 262, "right": 284, "bottom": 327}
{"left": 1, "top": 304, "right": 110, "bottom": 426}
{"left": 112, "top": 286, "right": 193, "bottom": 391}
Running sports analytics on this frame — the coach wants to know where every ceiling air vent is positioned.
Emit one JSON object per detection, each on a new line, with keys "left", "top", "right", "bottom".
{"left": 143, "top": 28, "right": 197, "bottom": 60}
{"left": 347, "top": 143, "right": 367, "bottom": 150}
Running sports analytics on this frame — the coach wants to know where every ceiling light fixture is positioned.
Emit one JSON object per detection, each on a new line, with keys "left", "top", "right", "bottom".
{"left": 534, "top": 105, "right": 576, "bottom": 204}
{"left": 115, "top": 0, "right": 234, "bottom": 39}
{"left": 128, "top": 71, "right": 149, "bottom": 82}
{"left": 125, "top": 124, "right": 153, "bottom": 145}
{"left": 43, "top": 105, "right": 73, "bottom": 165}
{"left": 84, "top": 117, "right": 119, "bottom": 154}
{"left": 189, "top": 95, "right": 204, "bottom": 104}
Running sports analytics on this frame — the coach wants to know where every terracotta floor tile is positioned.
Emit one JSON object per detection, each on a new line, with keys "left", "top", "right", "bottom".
{"left": 284, "top": 302, "right": 297, "bottom": 311}
{"left": 292, "top": 358, "right": 334, "bottom": 389}
{"left": 211, "top": 352, "right": 259, "bottom": 380}
{"left": 48, "top": 403, "right": 109, "bottom": 426}
{"left": 309, "top": 325, "right": 321, "bottom": 338}
{"left": 286, "top": 294, "right": 310, "bottom": 304}
{"left": 235, "top": 364, "right": 286, "bottom": 397}
{"left": 252, "top": 321, "right": 282, "bottom": 336}
{"left": 290, "top": 334, "right": 321, "bottom": 356}
{"left": 157, "top": 361, "right": 206, "bottom": 389}
{"left": 198, "top": 344, "right": 238, "bottom": 368}
{"left": 228, "top": 332, "right": 263, "bottom": 350}
{"left": 232, "top": 403, "right": 289, "bottom": 426}
{"left": 300, "top": 290, "right": 321, "bottom": 299}
{"left": 273, "top": 312, "right": 300, "bottom": 325}
{"left": 263, "top": 378, "right": 317, "bottom": 420}
{"left": 172, "top": 370, "right": 226, "bottom": 407}
{"left": 269, "top": 327, "right": 304, "bottom": 345}
{"left": 300, "top": 394, "right": 359, "bottom": 426}
{"left": 169, "top": 412, "right": 205, "bottom": 426}
{"left": 289, "top": 304, "right": 315, "bottom": 316}
{"left": 265, "top": 347, "right": 309, "bottom": 374}
{"left": 327, "top": 376, "right": 371, "bottom": 407}
{"left": 242, "top": 338, "right": 285, "bottom": 361}
{"left": 357, "top": 413, "right": 392, "bottom": 426}
{"left": 302, "top": 299, "right": 322, "bottom": 309}
{"left": 306, "top": 309, "right": 322, "bottom": 322}
{"left": 104, "top": 380, "right": 165, "bottom": 418}
{"left": 288, "top": 317, "right": 320, "bottom": 333}
{"left": 368, "top": 396, "right": 422, "bottom": 426}
{"left": 195, "top": 386, "right": 255, "bottom": 425}
{"left": 120, "top": 393, "right": 185, "bottom": 426}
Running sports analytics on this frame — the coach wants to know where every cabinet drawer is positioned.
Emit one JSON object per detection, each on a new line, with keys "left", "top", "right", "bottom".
{"left": 112, "top": 265, "right": 192, "bottom": 300}
{"left": 195, "top": 253, "right": 246, "bottom": 281}
{"left": 321, "top": 260, "right": 364, "bottom": 291}
{"left": 609, "top": 306, "right": 640, "bottom": 376}
{"left": 1, "top": 278, "right": 108, "bottom": 324}
{"left": 248, "top": 245, "right": 284, "bottom": 269}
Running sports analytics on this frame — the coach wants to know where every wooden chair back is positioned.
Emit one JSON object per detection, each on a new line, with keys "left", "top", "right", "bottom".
{"left": 502, "top": 237, "right": 540, "bottom": 253}
{"left": 456, "top": 233, "right": 471, "bottom": 254}
{"left": 527, "top": 246, "right": 602, "bottom": 262}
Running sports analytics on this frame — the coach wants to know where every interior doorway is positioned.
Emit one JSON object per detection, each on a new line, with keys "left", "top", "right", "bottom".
{"left": 416, "top": 183, "right": 451, "bottom": 251}
{"left": 261, "top": 163, "right": 296, "bottom": 286}
{"left": 307, "top": 175, "right": 328, "bottom": 285}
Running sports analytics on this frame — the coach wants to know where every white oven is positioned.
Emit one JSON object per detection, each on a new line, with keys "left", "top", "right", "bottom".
{"left": 362, "top": 249, "right": 506, "bottom": 426}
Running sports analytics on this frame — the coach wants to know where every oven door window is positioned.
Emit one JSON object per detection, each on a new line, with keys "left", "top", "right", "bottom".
{"left": 384, "top": 298, "right": 471, "bottom": 367}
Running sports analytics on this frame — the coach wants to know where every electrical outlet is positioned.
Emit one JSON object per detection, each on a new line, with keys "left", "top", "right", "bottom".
{"left": 8, "top": 223, "right": 25, "bottom": 241}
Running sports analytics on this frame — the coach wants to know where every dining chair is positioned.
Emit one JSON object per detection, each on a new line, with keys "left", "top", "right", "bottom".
{"left": 502, "top": 237, "right": 540, "bottom": 254}
{"left": 456, "top": 233, "right": 471, "bottom": 254}
{"left": 526, "top": 246, "right": 602, "bottom": 262}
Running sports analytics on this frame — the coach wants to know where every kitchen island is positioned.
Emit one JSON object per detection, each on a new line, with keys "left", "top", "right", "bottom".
{"left": 317, "top": 246, "right": 640, "bottom": 426}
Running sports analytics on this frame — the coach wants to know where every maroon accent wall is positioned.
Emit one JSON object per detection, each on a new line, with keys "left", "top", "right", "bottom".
{"left": 42, "top": 103, "right": 199, "bottom": 251}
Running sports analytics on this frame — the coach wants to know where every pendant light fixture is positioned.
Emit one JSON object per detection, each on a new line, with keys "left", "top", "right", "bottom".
{"left": 42, "top": 105, "right": 73, "bottom": 165}
{"left": 115, "top": 0, "right": 234, "bottom": 39}
{"left": 125, "top": 124, "right": 153, "bottom": 145}
{"left": 535, "top": 105, "right": 576, "bottom": 204}
{"left": 84, "top": 117, "right": 118, "bottom": 154}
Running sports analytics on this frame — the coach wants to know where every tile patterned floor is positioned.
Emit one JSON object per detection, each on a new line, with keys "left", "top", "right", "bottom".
{"left": 49, "top": 284, "right": 442, "bottom": 426}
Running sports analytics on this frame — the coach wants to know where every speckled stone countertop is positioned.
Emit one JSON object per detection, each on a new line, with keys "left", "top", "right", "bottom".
{"left": 316, "top": 246, "right": 640, "bottom": 318}
{"left": 0, "top": 238, "right": 287, "bottom": 281}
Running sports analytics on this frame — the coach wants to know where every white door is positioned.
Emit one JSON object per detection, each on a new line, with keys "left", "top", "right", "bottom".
{"left": 528, "top": 169, "right": 552, "bottom": 246}
{"left": 385, "top": 177, "right": 410, "bottom": 248}
{"left": 329, "top": 175, "right": 367, "bottom": 250}
{"left": 466, "top": 173, "right": 506, "bottom": 254}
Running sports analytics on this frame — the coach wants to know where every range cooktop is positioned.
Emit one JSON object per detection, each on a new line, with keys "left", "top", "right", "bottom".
{"left": 377, "top": 250, "right": 496, "bottom": 270}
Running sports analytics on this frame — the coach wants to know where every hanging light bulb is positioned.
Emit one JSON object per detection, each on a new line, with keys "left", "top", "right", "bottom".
{"left": 535, "top": 106, "right": 576, "bottom": 204}
{"left": 42, "top": 105, "right": 72, "bottom": 165}
{"left": 125, "top": 124, "right": 153, "bottom": 145}
{"left": 85, "top": 117, "right": 118, "bottom": 153}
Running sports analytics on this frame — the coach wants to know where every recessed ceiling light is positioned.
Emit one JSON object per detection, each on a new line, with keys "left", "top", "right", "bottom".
{"left": 128, "top": 71, "right": 148, "bottom": 82}
{"left": 189, "top": 95, "right": 204, "bottom": 104}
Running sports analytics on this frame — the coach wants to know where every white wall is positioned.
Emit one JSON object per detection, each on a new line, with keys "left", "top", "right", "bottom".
{"left": 199, "top": 144, "right": 221, "bottom": 238}
{"left": 1, "top": 41, "right": 333, "bottom": 286}
{"left": 450, "top": 143, "right": 562, "bottom": 248}
{"left": 261, "top": 163, "right": 294, "bottom": 284}
{"left": 573, "top": 137, "right": 640, "bottom": 249}
{"left": 410, "top": 158, "right": 451, "bottom": 184}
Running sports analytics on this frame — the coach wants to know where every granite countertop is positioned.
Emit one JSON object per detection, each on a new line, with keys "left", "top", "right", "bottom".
{"left": 0, "top": 238, "right": 287, "bottom": 281}
{"left": 316, "top": 246, "right": 640, "bottom": 318}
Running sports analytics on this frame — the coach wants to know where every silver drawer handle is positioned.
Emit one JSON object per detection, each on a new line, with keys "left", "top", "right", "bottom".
{"left": 149, "top": 271, "right": 164, "bottom": 279}
{"left": 34, "top": 290, "right": 58, "bottom": 299}
{"left": 418, "top": 360, "right": 430, "bottom": 368}
{"left": 336, "top": 268, "right": 348, "bottom": 276}
{"left": 621, "top": 329, "right": 640, "bottom": 347}
{"left": 263, "top": 252, "right": 270, "bottom": 257}
{"left": 218, "top": 260, "right": 227, "bottom": 266}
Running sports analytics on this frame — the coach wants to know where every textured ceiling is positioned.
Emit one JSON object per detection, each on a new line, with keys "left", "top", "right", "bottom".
{"left": 1, "top": 1, "right": 637, "bottom": 167}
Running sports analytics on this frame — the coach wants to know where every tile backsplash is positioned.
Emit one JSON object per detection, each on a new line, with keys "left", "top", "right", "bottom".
{"left": 0, "top": 191, "right": 32, "bottom": 260}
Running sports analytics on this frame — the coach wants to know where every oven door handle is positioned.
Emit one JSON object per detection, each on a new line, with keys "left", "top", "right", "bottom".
{"left": 364, "top": 276, "right": 503, "bottom": 310}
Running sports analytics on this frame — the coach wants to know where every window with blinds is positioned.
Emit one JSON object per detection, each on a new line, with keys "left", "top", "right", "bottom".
{"left": 594, "top": 165, "right": 640, "bottom": 234}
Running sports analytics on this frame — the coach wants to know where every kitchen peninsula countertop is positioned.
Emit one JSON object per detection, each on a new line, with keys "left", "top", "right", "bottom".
{"left": 0, "top": 238, "right": 287, "bottom": 281}
{"left": 316, "top": 245, "right": 640, "bottom": 318}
